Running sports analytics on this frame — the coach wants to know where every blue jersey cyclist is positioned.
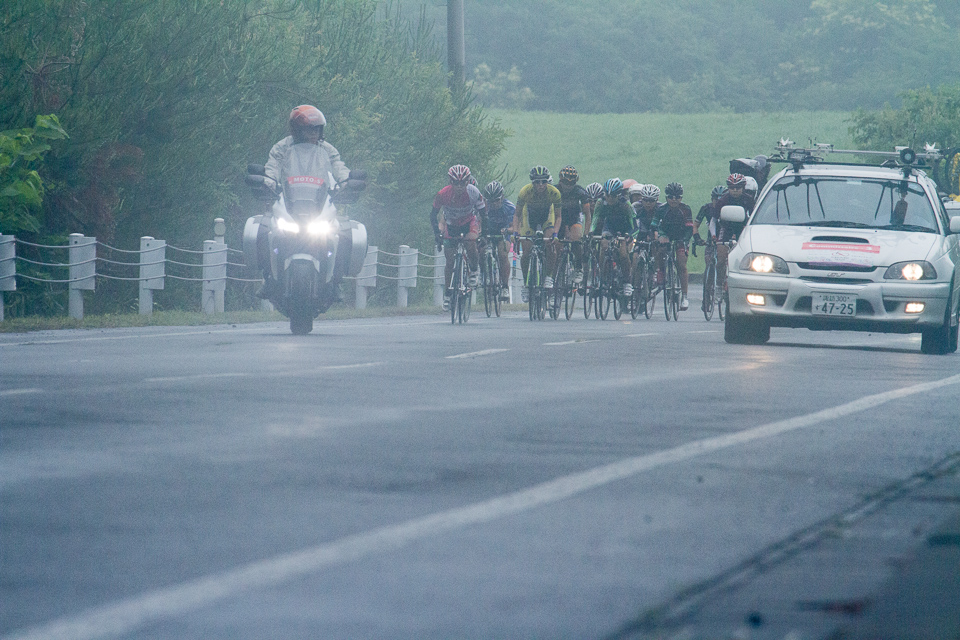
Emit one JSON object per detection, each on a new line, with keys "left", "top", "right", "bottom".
{"left": 481, "top": 180, "right": 515, "bottom": 301}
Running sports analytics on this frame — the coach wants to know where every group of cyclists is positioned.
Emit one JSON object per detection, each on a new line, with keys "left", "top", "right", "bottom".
{"left": 429, "top": 162, "right": 760, "bottom": 316}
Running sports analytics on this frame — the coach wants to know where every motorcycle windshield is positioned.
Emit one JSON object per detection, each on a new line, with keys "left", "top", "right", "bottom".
{"left": 281, "top": 143, "right": 335, "bottom": 214}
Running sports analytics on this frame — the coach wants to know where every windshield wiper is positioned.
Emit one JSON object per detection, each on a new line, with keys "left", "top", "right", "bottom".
{"left": 789, "top": 221, "right": 874, "bottom": 228}
{"left": 877, "top": 224, "right": 938, "bottom": 234}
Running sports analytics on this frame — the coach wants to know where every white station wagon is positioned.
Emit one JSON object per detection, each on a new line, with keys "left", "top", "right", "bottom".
{"left": 722, "top": 144, "right": 960, "bottom": 354}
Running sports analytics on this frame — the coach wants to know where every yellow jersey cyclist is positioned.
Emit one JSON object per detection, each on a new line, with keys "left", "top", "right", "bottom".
{"left": 510, "top": 165, "right": 563, "bottom": 301}
{"left": 554, "top": 165, "right": 590, "bottom": 284}
{"left": 589, "top": 178, "right": 637, "bottom": 297}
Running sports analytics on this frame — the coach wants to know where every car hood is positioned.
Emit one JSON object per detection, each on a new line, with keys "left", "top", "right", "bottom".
{"left": 741, "top": 225, "right": 942, "bottom": 268}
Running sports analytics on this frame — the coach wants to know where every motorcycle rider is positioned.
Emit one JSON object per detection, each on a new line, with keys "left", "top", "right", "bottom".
{"left": 257, "top": 105, "right": 354, "bottom": 298}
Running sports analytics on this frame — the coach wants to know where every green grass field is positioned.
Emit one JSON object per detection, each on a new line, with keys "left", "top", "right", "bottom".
{"left": 486, "top": 109, "right": 853, "bottom": 207}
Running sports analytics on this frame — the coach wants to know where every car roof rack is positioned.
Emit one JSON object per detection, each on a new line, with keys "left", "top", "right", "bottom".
{"left": 770, "top": 139, "right": 942, "bottom": 176}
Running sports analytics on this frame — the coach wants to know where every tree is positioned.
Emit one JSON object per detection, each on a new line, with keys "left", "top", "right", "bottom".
{"left": 0, "top": 114, "right": 67, "bottom": 234}
{"left": 850, "top": 83, "right": 960, "bottom": 194}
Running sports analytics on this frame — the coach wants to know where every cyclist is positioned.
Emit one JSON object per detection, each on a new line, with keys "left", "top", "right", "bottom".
{"left": 481, "top": 180, "right": 515, "bottom": 300}
{"left": 555, "top": 165, "right": 590, "bottom": 283}
{"left": 693, "top": 185, "right": 727, "bottom": 242}
{"left": 430, "top": 164, "right": 485, "bottom": 311}
{"left": 590, "top": 178, "right": 637, "bottom": 297}
{"left": 652, "top": 182, "right": 693, "bottom": 311}
{"left": 634, "top": 184, "right": 660, "bottom": 241}
{"left": 584, "top": 182, "right": 604, "bottom": 234}
{"left": 715, "top": 173, "right": 756, "bottom": 292}
{"left": 510, "top": 165, "right": 563, "bottom": 300}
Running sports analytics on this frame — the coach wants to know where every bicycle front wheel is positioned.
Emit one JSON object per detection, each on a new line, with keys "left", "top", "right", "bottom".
{"left": 668, "top": 258, "right": 680, "bottom": 321}
{"left": 631, "top": 259, "right": 646, "bottom": 320}
{"left": 702, "top": 262, "right": 715, "bottom": 322}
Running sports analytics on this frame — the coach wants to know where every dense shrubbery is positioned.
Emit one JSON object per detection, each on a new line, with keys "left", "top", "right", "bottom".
{"left": 0, "top": 0, "right": 506, "bottom": 315}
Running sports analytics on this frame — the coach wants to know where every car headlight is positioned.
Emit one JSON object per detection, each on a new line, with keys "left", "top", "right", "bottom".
{"left": 307, "top": 219, "right": 334, "bottom": 237}
{"left": 740, "top": 253, "right": 789, "bottom": 274}
{"left": 276, "top": 217, "right": 300, "bottom": 234}
{"left": 884, "top": 261, "right": 937, "bottom": 280}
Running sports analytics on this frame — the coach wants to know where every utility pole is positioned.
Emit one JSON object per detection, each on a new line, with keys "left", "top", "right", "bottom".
{"left": 447, "top": 0, "right": 465, "bottom": 87}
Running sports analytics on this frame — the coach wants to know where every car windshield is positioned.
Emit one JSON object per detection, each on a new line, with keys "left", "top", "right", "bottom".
{"left": 752, "top": 176, "right": 939, "bottom": 233}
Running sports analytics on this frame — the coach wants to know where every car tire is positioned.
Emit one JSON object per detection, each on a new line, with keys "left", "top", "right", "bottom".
{"left": 724, "top": 312, "right": 770, "bottom": 345}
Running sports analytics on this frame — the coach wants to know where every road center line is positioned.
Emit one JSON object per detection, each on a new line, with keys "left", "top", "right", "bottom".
{"left": 8, "top": 372, "right": 960, "bottom": 640}
{"left": 625, "top": 333, "right": 658, "bottom": 338}
{"left": 445, "top": 348, "right": 510, "bottom": 359}
{"left": 543, "top": 340, "right": 600, "bottom": 346}
{"left": 0, "top": 388, "right": 43, "bottom": 397}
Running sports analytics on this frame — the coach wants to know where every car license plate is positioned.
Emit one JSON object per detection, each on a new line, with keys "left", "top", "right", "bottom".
{"left": 812, "top": 293, "right": 856, "bottom": 316}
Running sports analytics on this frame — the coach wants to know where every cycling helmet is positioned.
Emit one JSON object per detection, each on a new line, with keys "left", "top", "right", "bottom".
{"left": 483, "top": 180, "right": 505, "bottom": 200}
{"left": 711, "top": 185, "right": 728, "bottom": 199}
{"left": 467, "top": 175, "right": 478, "bottom": 187}
{"left": 622, "top": 179, "right": 638, "bottom": 191}
{"left": 448, "top": 164, "right": 471, "bottom": 183}
{"left": 558, "top": 165, "right": 579, "bottom": 184}
{"left": 665, "top": 182, "right": 683, "bottom": 197}
{"left": 726, "top": 173, "right": 747, "bottom": 187}
{"left": 628, "top": 183, "right": 645, "bottom": 196}
{"left": 603, "top": 178, "right": 624, "bottom": 197}
{"left": 638, "top": 184, "right": 660, "bottom": 201}
{"left": 744, "top": 176, "right": 758, "bottom": 195}
{"left": 529, "top": 165, "right": 551, "bottom": 182}
{"left": 586, "top": 182, "right": 604, "bottom": 201}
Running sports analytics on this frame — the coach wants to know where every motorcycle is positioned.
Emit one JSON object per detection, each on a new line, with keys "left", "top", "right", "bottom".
{"left": 242, "top": 143, "right": 368, "bottom": 334}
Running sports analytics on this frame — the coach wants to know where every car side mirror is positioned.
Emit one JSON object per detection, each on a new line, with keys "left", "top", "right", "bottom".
{"left": 949, "top": 215, "right": 960, "bottom": 234}
{"left": 721, "top": 205, "right": 746, "bottom": 224}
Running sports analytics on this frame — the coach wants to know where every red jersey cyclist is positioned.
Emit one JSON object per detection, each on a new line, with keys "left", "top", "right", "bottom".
{"left": 430, "top": 164, "right": 485, "bottom": 311}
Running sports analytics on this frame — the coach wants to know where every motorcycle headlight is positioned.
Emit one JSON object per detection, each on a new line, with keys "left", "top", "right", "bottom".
{"left": 307, "top": 219, "right": 334, "bottom": 237}
{"left": 740, "top": 253, "right": 789, "bottom": 274}
{"left": 276, "top": 217, "right": 300, "bottom": 234}
{"left": 884, "top": 261, "right": 937, "bottom": 280}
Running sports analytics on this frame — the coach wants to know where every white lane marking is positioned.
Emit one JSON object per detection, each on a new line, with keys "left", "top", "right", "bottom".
{"left": 0, "top": 388, "right": 43, "bottom": 397}
{"left": 8, "top": 372, "right": 960, "bottom": 640}
{"left": 445, "top": 349, "right": 510, "bottom": 359}
{"left": 687, "top": 330, "right": 720, "bottom": 334}
{"left": 143, "top": 363, "right": 383, "bottom": 384}
{"left": 543, "top": 340, "right": 600, "bottom": 346}
{"left": 625, "top": 333, "right": 657, "bottom": 338}
{"left": 0, "top": 327, "right": 271, "bottom": 347}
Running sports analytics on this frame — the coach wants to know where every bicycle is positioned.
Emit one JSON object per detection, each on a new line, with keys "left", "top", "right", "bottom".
{"left": 517, "top": 231, "right": 548, "bottom": 321}
{"left": 629, "top": 238, "right": 653, "bottom": 320}
{"left": 551, "top": 239, "right": 580, "bottom": 320}
{"left": 479, "top": 231, "right": 504, "bottom": 318}
{"left": 582, "top": 235, "right": 602, "bottom": 319}
{"left": 447, "top": 233, "right": 473, "bottom": 324}
{"left": 692, "top": 236, "right": 726, "bottom": 322}
{"left": 658, "top": 238, "right": 683, "bottom": 321}
{"left": 598, "top": 234, "right": 629, "bottom": 320}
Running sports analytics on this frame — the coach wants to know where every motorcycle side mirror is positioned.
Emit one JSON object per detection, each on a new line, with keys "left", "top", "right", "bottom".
{"left": 247, "top": 163, "right": 266, "bottom": 176}
{"left": 342, "top": 178, "right": 367, "bottom": 192}
{"left": 349, "top": 169, "right": 367, "bottom": 181}
{"left": 331, "top": 189, "right": 360, "bottom": 206}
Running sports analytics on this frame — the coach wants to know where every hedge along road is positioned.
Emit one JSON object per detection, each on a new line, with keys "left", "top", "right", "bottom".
{"left": 2, "top": 314, "right": 959, "bottom": 639}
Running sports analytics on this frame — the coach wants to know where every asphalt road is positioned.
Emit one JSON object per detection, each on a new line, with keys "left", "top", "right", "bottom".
{"left": 2, "top": 306, "right": 960, "bottom": 639}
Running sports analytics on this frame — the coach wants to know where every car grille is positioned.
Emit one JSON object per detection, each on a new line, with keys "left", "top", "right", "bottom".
{"left": 799, "top": 276, "right": 874, "bottom": 285}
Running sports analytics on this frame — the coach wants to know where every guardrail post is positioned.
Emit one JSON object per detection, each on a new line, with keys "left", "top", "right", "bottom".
{"left": 202, "top": 240, "right": 226, "bottom": 314}
{"left": 139, "top": 236, "right": 166, "bottom": 316}
{"left": 0, "top": 235, "right": 15, "bottom": 322}
{"left": 213, "top": 218, "right": 226, "bottom": 313}
{"left": 397, "top": 245, "right": 417, "bottom": 308}
{"left": 433, "top": 249, "right": 445, "bottom": 307}
{"left": 69, "top": 234, "right": 96, "bottom": 319}
{"left": 354, "top": 245, "right": 377, "bottom": 309}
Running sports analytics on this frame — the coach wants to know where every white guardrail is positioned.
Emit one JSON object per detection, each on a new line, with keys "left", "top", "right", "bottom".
{"left": 0, "top": 220, "right": 526, "bottom": 321}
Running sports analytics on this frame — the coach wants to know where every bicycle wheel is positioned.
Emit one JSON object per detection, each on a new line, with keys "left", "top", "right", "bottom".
{"left": 631, "top": 259, "right": 647, "bottom": 320}
{"left": 598, "top": 257, "right": 611, "bottom": 320}
{"left": 564, "top": 254, "right": 577, "bottom": 320}
{"left": 702, "top": 262, "right": 715, "bottom": 321}
{"left": 668, "top": 257, "right": 680, "bottom": 321}
{"left": 450, "top": 253, "right": 462, "bottom": 325}
{"left": 644, "top": 259, "right": 656, "bottom": 319}
{"left": 612, "top": 264, "right": 623, "bottom": 320}
{"left": 460, "top": 284, "right": 471, "bottom": 323}
{"left": 583, "top": 251, "right": 598, "bottom": 319}
{"left": 527, "top": 255, "right": 537, "bottom": 321}
{"left": 717, "top": 285, "right": 726, "bottom": 321}
{"left": 663, "top": 255, "right": 673, "bottom": 321}
{"left": 481, "top": 249, "right": 494, "bottom": 318}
